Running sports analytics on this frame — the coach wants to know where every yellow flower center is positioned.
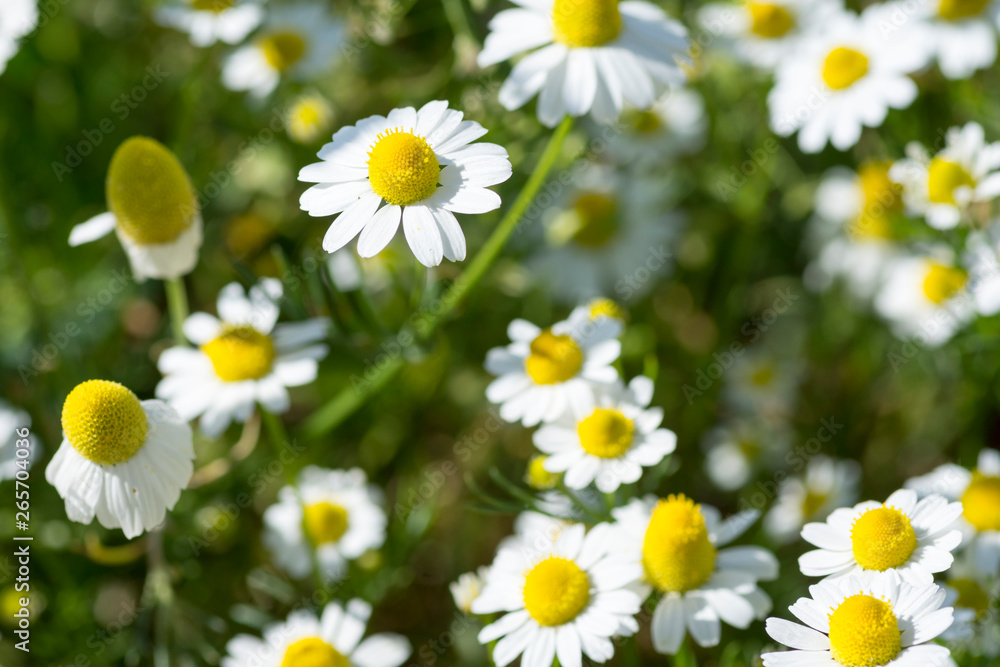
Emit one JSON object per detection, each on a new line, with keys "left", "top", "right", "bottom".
{"left": 522, "top": 556, "right": 591, "bottom": 626}
{"left": 201, "top": 325, "right": 276, "bottom": 382}
{"left": 279, "top": 637, "right": 351, "bottom": 667}
{"left": 578, "top": 408, "right": 635, "bottom": 459}
{"left": 552, "top": 0, "right": 622, "bottom": 48}
{"left": 571, "top": 192, "right": 619, "bottom": 247}
{"left": 939, "top": 0, "right": 990, "bottom": 20}
{"left": 950, "top": 578, "right": 990, "bottom": 618}
{"left": 589, "top": 298, "right": 624, "bottom": 321}
{"left": 628, "top": 110, "right": 662, "bottom": 134}
{"left": 802, "top": 490, "right": 830, "bottom": 518}
{"left": 750, "top": 365, "right": 775, "bottom": 386}
{"left": 927, "top": 158, "right": 976, "bottom": 204}
{"left": 851, "top": 506, "right": 918, "bottom": 571}
{"left": 851, "top": 161, "right": 901, "bottom": 240}
{"left": 749, "top": 3, "right": 795, "bottom": 38}
{"left": 62, "top": 380, "right": 148, "bottom": 466}
{"left": 190, "top": 0, "right": 234, "bottom": 12}
{"left": 922, "top": 263, "right": 967, "bottom": 305}
{"left": 527, "top": 455, "right": 560, "bottom": 490}
{"left": 961, "top": 472, "right": 1000, "bottom": 531}
{"left": 287, "top": 95, "right": 333, "bottom": 144}
{"left": 525, "top": 329, "right": 583, "bottom": 385}
{"left": 822, "top": 47, "right": 869, "bottom": 90}
{"left": 828, "top": 595, "right": 902, "bottom": 667}
{"left": 367, "top": 129, "right": 440, "bottom": 206}
{"left": 260, "top": 32, "right": 306, "bottom": 72}
{"left": 642, "top": 495, "right": 716, "bottom": 593}
{"left": 303, "top": 501, "right": 350, "bottom": 545}
{"left": 106, "top": 136, "right": 198, "bottom": 245}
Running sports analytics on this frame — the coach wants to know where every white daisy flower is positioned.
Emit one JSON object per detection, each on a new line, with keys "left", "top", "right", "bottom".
{"left": 298, "top": 100, "right": 512, "bottom": 267}
{"left": 484, "top": 309, "right": 622, "bottom": 427}
{"left": 155, "top": 278, "right": 330, "bottom": 438}
{"left": 0, "top": 0, "right": 37, "bottom": 74}
{"left": 939, "top": 552, "right": 1000, "bottom": 657}
{"left": 913, "top": 0, "right": 1000, "bottom": 79}
{"left": 262, "top": 466, "right": 386, "bottom": 584}
{"left": 608, "top": 89, "right": 707, "bottom": 166}
{"left": 221, "top": 599, "right": 410, "bottom": 667}
{"left": 45, "top": 380, "right": 194, "bottom": 539}
{"left": 221, "top": 2, "right": 343, "bottom": 98}
{"left": 451, "top": 566, "right": 490, "bottom": 614}
{"left": 768, "top": 4, "right": 931, "bottom": 153}
{"left": 612, "top": 495, "right": 778, "bottom": 654}
{"left": 702, "top": 418, "right": 793, "bottom": 492}
{"left": 68, "top": 136, "right": 203, "bottom": 282}
{"left": 154, "top": 0, "right": 263, "bottom": 48}
{"left": 905, "top": 449, "right": 1000, "bottom": 577}
{"left": 799, "top": 488, "right": 964, "bottom": 585}
{"left": 889, "top": 122, "right": 1000, "bottom": 229}
{"left": 763, "top": 571, "right": 954, "bottom": 667}
{"left": 722, "top": 350, "right": 802, "bottom": 419}
{"left": 472, "top": 522, "right": 643, "bottom": 667}
{"left": 0, "top": 400, "right": 38, "bottom": 481}
{"left": 477, "top": 0, "right": 690, "bottom": 127}
{"left": 285, "top": 92, "right": 334, "bottom": 145}
{"left": 533, "top": 376, "right": 676, "bottom": 493}
{"left": 764, "top": 456, "right": 861, "bottom": 544}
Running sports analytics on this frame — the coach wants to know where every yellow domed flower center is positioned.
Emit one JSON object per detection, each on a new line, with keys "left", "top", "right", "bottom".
{"left": 191, "top": 0, "right": 234, "bottom": 12}
{"left": 525, "top": 330, "right": 583, "bottom": 385}
{"left": 280, "top": 637, "right": 351, "bottom": 667}
{"left": 522, "top": 556, "right": 591, "bottom": 626}
{"left": 927, "top": 158, "right": 976, "bottom": 204}
{"left": 578, "top": 408, "right": 635, "bottom": 458}
{"left": 629, "top": 110, "right": 662, "bottom": 134}
{"left": 922, "top": 263, "right": 967, "bottom": 305}
{"left": 851, "top": 506, "right": 918, "bottom": 571}
{"left": 62, "top": 380, "right": 148, "bottom": 466}
{"left": 527, "top": 455, "right": 560, "bottom": 490}
{"left": 642, "top": 495, "right": 716, "bottom": 593}
{"left": 201, "top": 325, "right": 276, "bottom": 382}
{"left": 571, "top": 192, "right": 619, "bottom": 247}
{"left": 750, "top": 365, "right": 775, "bottom": 386}
{"left": 961, "top": 472, "right": 1000, "bottom": 531}
{"left": 303, "top": 501, "right": 349, "bottom": 545}
{"left": 822, "top": 47, "right": 869, "bottom": 90}
{"left": 851, "top": 161, "right": 901, "bottom": 240}
{"left": 552, "top": 0, "right": 622, "bottom": 48}
{"left": 950, "top": 578, "right": 990, "bottom": 618}
{"left": 260, "top": 32, "right": 306, "bottom": 71}
{"left": 106, "top": 136, "right": 198, "bottom": 245}
{"left": 749, "top": 3, "right": 795, "bottom": 38}
{"left": 367, "top": 129, "right": 440, "bottom": 206}
{"left": 589, "top": 298, "right": 624, "bottom": 321}
{"left": 287, "top": 95, "right": 333, "bottom": 144}
{"left": 939, "top": 0, "right": 990, "bottom": 20}
{"left": 828, "top": 595, "right": 901, "bottom": 667}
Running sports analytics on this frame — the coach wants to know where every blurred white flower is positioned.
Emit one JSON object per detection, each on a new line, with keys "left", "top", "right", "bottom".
{"left": 608, "top": 89, "right": 707, "bottom": 166}
{"left": 154, "top": 0, "right": 263, "bottom": 47}
{"left": 0, "top": 400, "right": 38, "bottom": 481}
{"left": 912, "top": 0, "right": 1000, "bottom": 79}
{"left": 702, "top": 418, "right": 793, "bottom": 491}
{"left": 0, "top": 0, "right": 37, "bottom": 74}
{"left": 450, "top": 567, "right": 489, "bottom": 614}
{"left": 764, "top": 456, "right": 860, "bottom": 543}
{"left": 722, "top": 349, "right": 802, "bottom": 419}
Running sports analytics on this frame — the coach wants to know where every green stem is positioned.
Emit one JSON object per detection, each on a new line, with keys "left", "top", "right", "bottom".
{"left": 165, "top": 277, "right": 189, "bottom": 346}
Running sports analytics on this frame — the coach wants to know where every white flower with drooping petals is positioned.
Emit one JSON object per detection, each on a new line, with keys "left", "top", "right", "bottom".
{"left": 154, "top": 0, "right": 264, "bottom": 47}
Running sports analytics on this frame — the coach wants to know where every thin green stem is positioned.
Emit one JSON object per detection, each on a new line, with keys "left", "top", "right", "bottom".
{"left": 165, "top": 277, "right": 189, "bottom": 346}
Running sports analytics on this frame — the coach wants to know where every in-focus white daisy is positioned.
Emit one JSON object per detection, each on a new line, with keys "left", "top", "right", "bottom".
{"left": 533, "top": 376, "right": 676, "bottom": 492}
{"left": 451, "top": 566, "right": 489, "bottom": 614}
{"left": 477, "top": 0, "right": 690, "bottom": 126}
{"left": 913, "top": 0, "right": 1000, "bottom": 79}
{"left": 763, "top": 572, "right": 954, "bottom": 667}
{"left": 68, "top": 136, "right": 203, "bottom": 281}
{"left": 222, "top": 599, "right": 411, "bottom": 667}
{"left": 722, "top": 349, "right": 802, "bottom": 419}
{"left": 890, "top": 122, "right": 1000, "bottom": 229}
{"left": 0, "top": 0, "right": 37, "bottom": 74}
{"left": 0, "top": 400, "right": 38, "bottom": 481}
{"left": 764, "top": 456, "right": 861, "bottom": 544}
{"left": 484, "top": 308, "right": 622, "bottom": 427}
{"left": 905, "top": 449, "right": 1000, "bottom": 576}
{"left": 608, "top": 89, "right": 707, "bottom": 166}
{"left": 702, "top": 418, "right": 793, "bottom": 491}
{"left": 298, "top": 100, "right": 512, "bottom": 267}
{"left": 221, "top": 3, "right": 343, "bottom": 98}
{"left": 768, "top": 4, "right": 930, "bottom": 153}
{"left": 45, "top": 380, "right": 194, "bottom": 539}
{"left": 262, "top": 466, "right": 386, "bottom": 584}
{"left": 154, "top": 0, "right": 263, "bottom": 47}
{"left": 799, "top": 488, "right": 964, "bottom": 585}
{"left": 156, "top": 278, "right": 330, "bottom": 437}
{"left": 472, "top": 522, "right": 643, "bottom": 667}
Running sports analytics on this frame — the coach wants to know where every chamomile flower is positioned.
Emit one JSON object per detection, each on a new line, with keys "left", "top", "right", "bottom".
{"left": 221, "top": 599, "right": 411, "bottom": 667}
{"left": 285, "top": 92, "right": 334, "bottom": 144}
{"left": 155, "top": 278, "right": 330, "bottom": 437}
{"left": 262, "top": 467, "right": 386, "bottom": 584}
{"left": 221, "top": 3, "right": 343, "bottom": 98}
{"left": 799, "top": 488, "right": 964, "bottom": 585}
{"left": 477, "top": 0, "right": 690, "bottom": 127}
{"left": 45, "top": 380, "right": 194, "bottom": 539}
{"left": 768, "top": 4, "right": 930, "bottom": 153}
{"left": 0, "top": 400, "right": 36, "bottom": 481}
{"left": 764, "top": 456, "right": 861, "bottom": 544}
{"left": 298, "top": 100, "right": 512, "bottom": 267}
{"left": 154, "top": 0, "right": 263, "bottom": 47}
{"left": 608, "top": 89, "right": 707, "bottom": 166}
{"left": 533, "top": 376, "right": 677, "bottom": 493}
{"left": 570, "top": 298, "right": 627, "bottom": 324}
{"left": 526, "top": 455, "right": 562, "bottom": 490}
{"left": 890, "top": 122, "right": 1000, "bottom": 229}
{"left": 472, "top": 522, "right": 643, "bottom": 667}
{"left": 702, "top": 418, "right": 793, "bottom": 492}
{"left": 914, "top": 0, "right": 1000, "bottom": 79}
{"left": 722, "top": 350, "right": 802, "bottom": 419}
{"left": 905, "top": 449, "right": 1000, "bottom": 576}
{"left": 0, "top": 0, "right": 37, "bottom": 74}
{"left": 68, "top": 136, "right": 203, "bottom": 281}
{"left": 451, "top": 567, "right": 490, "bottom": 614}
{"left": 612, "top": 495, "right": 777, "bottom": 654}
{"left": 484, "top": 308, "right": 622, "bottom": 426}
{"left": 940, "top": 551, "right": 1000, "bottom": 657}
{"left": 763, "top": 572, "right": 954, "bottom": 667}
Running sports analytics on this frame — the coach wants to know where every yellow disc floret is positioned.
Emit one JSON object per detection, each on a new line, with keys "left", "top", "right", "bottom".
{"left": 367, "top": 129, "right": 440, "bottom": 206}
{"left": 851, "top": 161, "right": 901, "bottom": 240}
{"left": 571, "top": 192, "right": 618, "bottom": 247}
{"left": 589, "top": 298, "right": 624, "bottom": 321}
{"left": 106, "top": 136, "right": 198, "bottom": 245}
{"left": 961, "top": 472, "right": 1000, "bottom": 531}
{"left": 522, "top": 556, "right": 591, "bottom": 626}
{"left": 939, "top": 0, "right": 989, "bottom": 20}
{"left": 822, "top": 47, "right": 869, "bottom": 91}
{"left": 578, "top": 408, "right": 635, "bottom": 458}
{"left": 201, "top": 325, "right": 276, "bottom": 382}
{"left": 851, "top": 506, "right": 918, "bottom": 571}
{"left": 927, "top": 158, "right": 976, "bottom": 204}
{"left": 552, "top": 0, "right": 622, "bottom": 48}
{"left": 527, "top": 455, "right": 560, "bottom": 490}
{"left": 287, "top": 94, "right": 334, "bottom": 145}
{"left": 828, "top": 594, "right": 902, "bottom": 667}
{"left": 260, "top": 32, "right": 306, "bottom": 71}
{"left": 642, "top": 495, "right": 717, "bottom": 593}
{"left": 525, "top": 330, "right": 583, "bottom": 385}
{"left": 62, "top": 380, "right": 148, "bottom": 466}
{"left": 303, "top": 501, "right": 350, "bottom": 545}
{"left": 749, "top": 3, "right": 795, "bottom": 38}
{"left": 279, "top": 637, "right": 351, "bottom": 667}
{"left": 922, "top": 263, "right": 967, "bottom": 305}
